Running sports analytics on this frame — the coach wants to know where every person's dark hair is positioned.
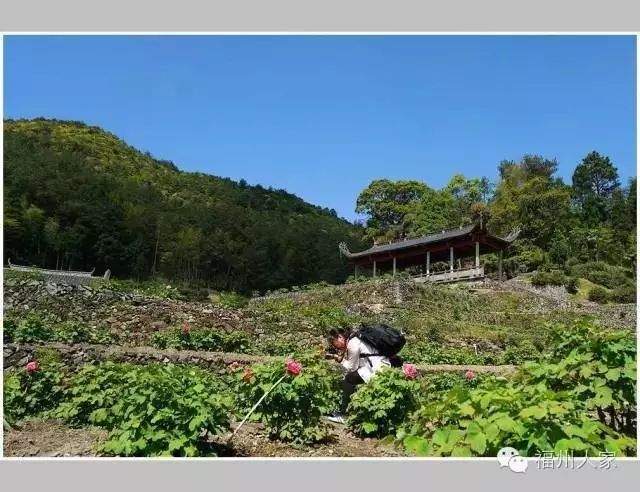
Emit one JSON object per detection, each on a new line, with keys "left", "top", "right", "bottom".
{"left": 327, "top": 327, "right": 351, "bottom": 342}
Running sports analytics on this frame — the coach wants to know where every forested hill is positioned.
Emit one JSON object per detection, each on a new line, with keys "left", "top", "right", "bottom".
{"left": 3, "top": 118, "right": 366, "bottom": 293}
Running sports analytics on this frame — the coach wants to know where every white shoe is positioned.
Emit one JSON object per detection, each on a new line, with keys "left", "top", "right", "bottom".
{"left": 325, "top": 413, "right": 346, "bottom": 424}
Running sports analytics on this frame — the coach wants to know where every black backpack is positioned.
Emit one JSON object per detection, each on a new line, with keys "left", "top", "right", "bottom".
{"left": 353, "top": 324, "right": 406, "bottom": 367}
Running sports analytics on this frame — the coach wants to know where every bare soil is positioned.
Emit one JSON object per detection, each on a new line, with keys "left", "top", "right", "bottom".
{"left": 3, "top": 420, "right": 107, "bottom": 457}
{"left": 213, "top": 421, "right": 405, "bottom": 457}
{"left": 3, "top": 419, "right": 403, "bottom": 458}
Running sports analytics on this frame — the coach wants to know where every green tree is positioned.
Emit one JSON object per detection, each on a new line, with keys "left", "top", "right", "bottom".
{"left": 572, "top": 151, "right": 620, "bottom": 224}
{"left": 489, "top": 157, "right": 571, "bottom": 248}
{"left": 355, "top": 179, "right": 428, "bottom": 241}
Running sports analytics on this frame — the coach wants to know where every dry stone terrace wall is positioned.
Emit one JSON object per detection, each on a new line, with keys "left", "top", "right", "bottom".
{"left": 3, "top": 342, "right": 275, "bottom": 372}
{"left": 3, "top": 342, "right": 517, "bottom": 376}
{"left": 3, "top": 276, "right": 250, "bottom": 345}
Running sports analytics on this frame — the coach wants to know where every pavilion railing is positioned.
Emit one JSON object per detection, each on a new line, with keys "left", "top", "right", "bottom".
{"left": 412, "top": 265, "right": 485, "bottom": 283}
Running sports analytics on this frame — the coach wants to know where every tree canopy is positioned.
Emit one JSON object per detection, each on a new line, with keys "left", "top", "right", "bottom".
{"left": 355, "top": 153, "right": 635, "bottom": 272}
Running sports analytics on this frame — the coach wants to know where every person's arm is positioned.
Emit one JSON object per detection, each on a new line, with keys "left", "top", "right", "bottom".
{"left": 341, "top": 338, "right": 360, "bottom": 372}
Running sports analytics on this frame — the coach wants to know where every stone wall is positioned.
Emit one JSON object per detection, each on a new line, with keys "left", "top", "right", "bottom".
{"left": 4, "top": 342, "right": 516, "bottom": 376}
{"left": 3, "top": 342, "right": 276, "bottom": 372}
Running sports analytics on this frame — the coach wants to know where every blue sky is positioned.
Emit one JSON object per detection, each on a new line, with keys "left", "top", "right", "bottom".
{"left": 4, "top": 35, "right": 637, "bottom": 221}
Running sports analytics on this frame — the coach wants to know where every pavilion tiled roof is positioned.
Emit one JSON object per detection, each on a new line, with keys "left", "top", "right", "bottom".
{"left": 339, "top": 223, "right": 518, "bottom": 260}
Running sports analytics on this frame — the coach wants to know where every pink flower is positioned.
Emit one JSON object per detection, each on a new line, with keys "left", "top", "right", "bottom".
{"left": 26, "top": 361, "right": 39, "bottom": 374}
{"left": 285, "top": 359, "right": 302, "bottom": 376}
{"left": 402, "top": 363, "right": 418, "bottom": 380}
{"left": 181, "top": 322, "right": 191, "bottom": 335}
{"left": 465, "top": 370, "right": 475, "bottom": 380}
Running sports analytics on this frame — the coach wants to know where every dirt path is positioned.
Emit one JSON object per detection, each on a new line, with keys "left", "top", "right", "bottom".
{"left": 4, "top": 419, "right": 403, "bottom": 458}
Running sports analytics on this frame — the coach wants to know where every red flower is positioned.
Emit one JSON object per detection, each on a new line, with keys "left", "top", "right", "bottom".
{"left": 402, "top": 363, "right": 418, "bottom": 379}
{"left": 285, "top": 359, "right": 302, "bottom": 376}
{"left": 181, "top": 322, "right": 191, "bottom": 335}
{"left": 465, "top": 370, "right": 476, "bottom": 380}
{"left": 26, "top": 361, "right": 39, "bottom": 374}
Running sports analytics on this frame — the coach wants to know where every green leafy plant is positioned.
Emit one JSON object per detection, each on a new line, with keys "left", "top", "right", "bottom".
{"left": 499, "top": 340, "right": 542, "bottom": 364}
{"left": 5, "top": 312, "right": 116, "bottom": 345}
{"left": 10, "top": 311, "right": 54, "bottom": 342}
{"left": 401, "top": 340, "right": 494, "bottom": 365}
{"left": 399, "top": 321, "right": 636, "bottom": 457}
{"left": 347, "top": 368, "right": 420, "bottom": 437}
{"left": 236, "top": 357, "right": 339, "bottom": 444}
{"left": 3, "top": 360, "right": 65, "bottom": 423}
{"left": 54, "top": 362, "right": 232, "bottom": 456}
{"left": 3, "top": 315, "right": 18, "bottom": 343}
{"left": 151, "top": 326, "right": 252, "bottom": 353}
{"left": 54, "top": 320, "right": 91, "bottom": 343}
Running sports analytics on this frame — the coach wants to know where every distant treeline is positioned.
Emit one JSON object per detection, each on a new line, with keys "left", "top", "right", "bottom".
{"left": 3, "top": 119, "right": 365, "bottom": 293}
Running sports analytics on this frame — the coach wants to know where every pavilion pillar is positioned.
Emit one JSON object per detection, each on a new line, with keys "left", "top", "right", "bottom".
{"left": 426, "top": 251, "right": 430, "bottom": 276}
{"left": 475, "top": 241, "right": 480, "bottom": 268}
{"left": 449, "top": 247, "right": 454, "bottom": 272}
{"left": 498, "top": 249, "right": 503, "bottom": 281}
{"left": 354, "top": 264, "right": 359, "bottom": 279}
{"left": 392, "top": 257, "right": 397, "bottom": 277}
{"left": 373, "top": 260, "right": 377, "bottom": 278}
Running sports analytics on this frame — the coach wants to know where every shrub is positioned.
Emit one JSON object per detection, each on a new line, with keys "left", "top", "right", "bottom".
{"left": 210, "top": 291, "right": 248, "bottom": 309}
{"left": 347, "top": 368, "right": 421, "bottom": 437}
{"left": 588, "top": 286, "right": 609, "bottom": 304}
{"left": 610, "top": 284, "right": 636, "bottom": 304}
{"left": 236, "top": 357, "right": 339, "bottom": 444}
{"left": 570, "top": 262, "right": 633, "bottom": 290}
{"left": 530, "top": 270, "right": 566, "bottom": 287}
{"left": 3, "top": 360, "right": 65, "bottom": 423}
{"left": 564, "top": 276, "right": 579, "bottom": 294}
{"left": 55, "top": 362, "right": 231, "bottom": 456}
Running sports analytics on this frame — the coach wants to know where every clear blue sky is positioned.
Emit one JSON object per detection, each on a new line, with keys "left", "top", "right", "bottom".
{"left": 4, "top": 35, "right": 637, "bottom": 221}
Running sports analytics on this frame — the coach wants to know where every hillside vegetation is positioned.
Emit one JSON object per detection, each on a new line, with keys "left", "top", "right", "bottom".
{"left": 3, "top": 274, "right": 636, "bottom": 457}
{"left": 3, "top": 119, "right": 365, "bottom": 293}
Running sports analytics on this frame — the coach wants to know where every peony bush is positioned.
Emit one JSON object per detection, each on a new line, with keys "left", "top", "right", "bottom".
{"left": 54, "top": 362, "right": 232, "bottom": 456}
{"left": 347, "top": 366, "right": 421, "bottom": 437}
{"left": 3, "top": 359, "right": 65, "bottom": 423}
{"left": 400, "top": 321, "right": 637, "bottom": 457}
{"left": 236, "top": 357, "right": 339, "bottom": 444}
